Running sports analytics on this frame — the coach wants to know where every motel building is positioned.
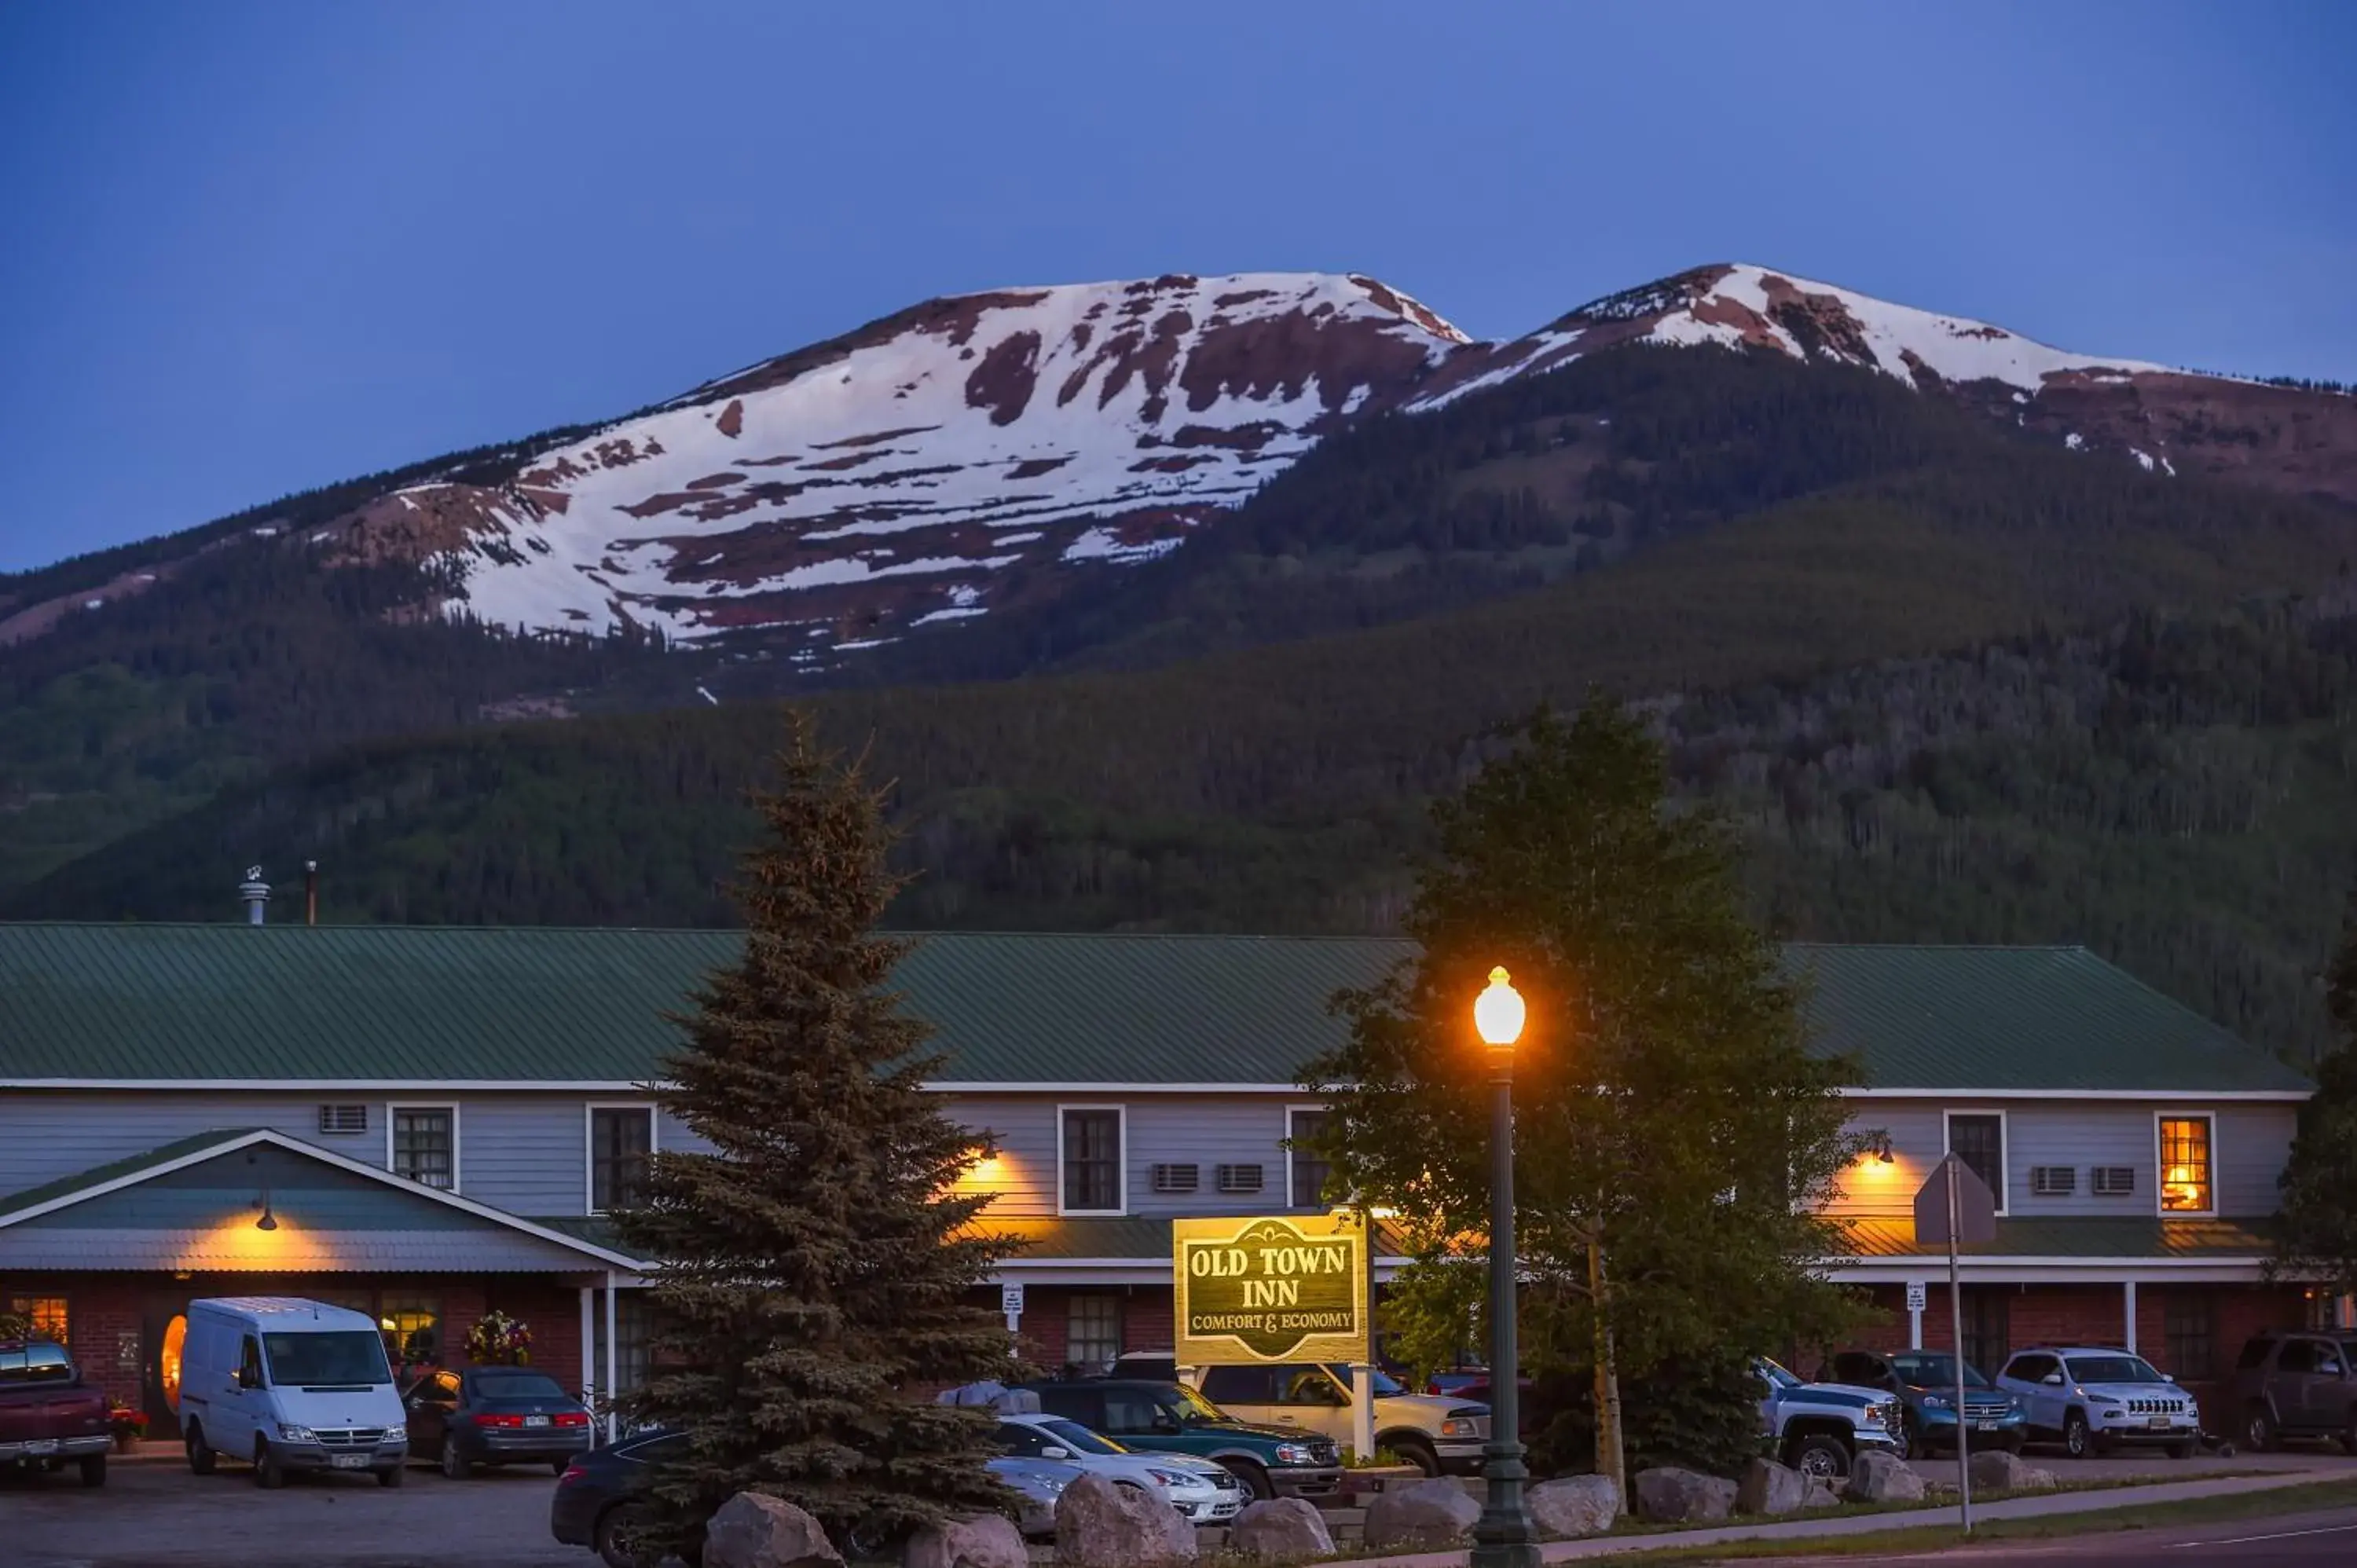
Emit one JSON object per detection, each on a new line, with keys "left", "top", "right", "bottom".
{"left": 0, "top": 923, "right": 2334, "bottom": 1436}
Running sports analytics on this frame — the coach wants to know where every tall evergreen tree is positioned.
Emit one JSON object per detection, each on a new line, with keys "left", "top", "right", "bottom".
{"left": 2275, "top": 892, "right": 2357, "bottom": 1294}
{"left": 610, "top": 717, "right": 1018, "bottom": 1559}
{"left": 1303, "top": 697, "right": 1875, "bottom": 1482}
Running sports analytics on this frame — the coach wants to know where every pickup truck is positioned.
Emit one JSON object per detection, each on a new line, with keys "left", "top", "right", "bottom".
{"left": 1195, "top": 1361, "right": 1489, "bottom": 1475}
{"left": 1754, "top": 1357, "right": 1901, "bottom": 1481}
{"left": 0, "top": 1336, "right": 112, "bottom": 1486}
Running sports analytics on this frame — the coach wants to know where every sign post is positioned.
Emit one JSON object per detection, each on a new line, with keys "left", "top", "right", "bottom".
{"left": 1000, "top": 1282, "right": 1025, "bottom": 1352}
{"left": 1904, "top": 1280, "right": 1926, "bottom": 1350}
{"left": 1915, "top": 1155, "right": 1999, "bottom": 1534}
{"left": 1173, "top": 1213, "right": 1372, "bottom": 1449}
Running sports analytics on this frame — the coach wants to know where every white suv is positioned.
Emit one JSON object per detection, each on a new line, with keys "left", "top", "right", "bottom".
{"left": 1995, "top": 1347, "right": 2198, "bottom": 1459}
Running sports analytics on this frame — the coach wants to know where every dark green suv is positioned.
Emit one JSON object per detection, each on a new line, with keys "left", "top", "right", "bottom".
{"left": 1019, "top": 1379, "right": 1343, "bottom": 1501}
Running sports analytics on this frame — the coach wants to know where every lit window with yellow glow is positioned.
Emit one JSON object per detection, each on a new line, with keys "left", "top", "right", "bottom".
{"left": 7, "top": 1295, "right": 68, "bottom": 1342}
{"left": 2159, "top": 1116, "right": 2214, "bottom": 1214}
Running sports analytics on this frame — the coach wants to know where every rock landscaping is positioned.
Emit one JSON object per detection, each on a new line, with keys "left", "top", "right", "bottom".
{"left": 1527, "top": 1473, "right": 1621, "bottom": 1537}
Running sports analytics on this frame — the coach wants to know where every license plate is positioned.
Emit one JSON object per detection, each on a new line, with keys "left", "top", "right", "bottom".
{"left": 24, "top": 1439, "right": 57, "bottom": 1456}
{"left": 525, "top": 1415, "right": 551, "bottom": 1427}
{"left": 1974, "top": 1421, "right": 1998, "bottom": 1432}
{"left": 2147, "top": 1416, "right": 2171, "bottom": 1430}
{"left": 329, "top": 1454, "right": 371, "bottom": 1470}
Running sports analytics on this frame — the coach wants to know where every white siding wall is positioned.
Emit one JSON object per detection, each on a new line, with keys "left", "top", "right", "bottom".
{"left": 939, "top": 1094, "right": 1318, "bottom": 1218}
{"left": 1828, "top": 1097, "right": 2297, "bottom": 1218}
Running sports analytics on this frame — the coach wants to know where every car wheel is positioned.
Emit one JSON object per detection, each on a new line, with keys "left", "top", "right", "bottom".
{"left": 2165, "top": 1440, "right": 2195, "bottom": 1460}
{"left": 2062, "top": 1412, "right": 2093, "bottom": 1459}
{"left": 596, "top": 1501, "right": 656, "bottom": 1568}
{"left": 441, "top": 1434, "right": 472, "bottom": 1480}
{"left": 1221, "top": 1460, "right": 1273, "bottom": 1500}
{"left": 1391, "top": 1437, "right": 1441, "bottom": 1476}
{"left": 1890, "top": 1418, "right": 1918, "bottom": 1463}
{"left": 2245, "top": 1406, "right": 2278, "bottom": 1454}
{"left": 185, "top": 1423, "right": 215, "bottom": 1476}
{"left": 78, "top": 1454, "right": 106, "bottom": 1488}
{"left": 253, "top": 1438, "right": 284, "bottom": 1489}
{"left": 2002, "top": 1434, "right": 2025, "bottom": 1456}
{"left": 1784, "top": 1434, "right": 1851, "bottom": 1480}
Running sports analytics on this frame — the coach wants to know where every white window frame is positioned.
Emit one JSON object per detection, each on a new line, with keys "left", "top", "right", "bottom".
{"left": 1942, "top": 1108, "right": 2009, "bottom": 1218}
{"left": 1285, "top": 1104, "right": 1333, "bottom": 1210}
{"left": 1056, "top": 1104, "right": 1127, "bottom": 1217}
{"left": 2153, "top": 1110, "right": 2219, "bottom": 1218}
{"left": 386, "top": 1101, "right": 462, "bottom": 1194}
{"left": 585, "top": 1102, "right": 660, "bottom": 1215}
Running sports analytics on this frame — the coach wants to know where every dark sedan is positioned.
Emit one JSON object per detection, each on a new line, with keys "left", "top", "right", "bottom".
{"left": 552, "top": 1428, "right": 681, "bottom": 1568}
{"left": 402, "top": 1365, "right": 596, "bottom": 1478}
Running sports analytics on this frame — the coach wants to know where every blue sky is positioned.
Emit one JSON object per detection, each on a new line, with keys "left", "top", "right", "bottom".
{"left": 2, "top": 0, "right": 2351, "bottom": 572}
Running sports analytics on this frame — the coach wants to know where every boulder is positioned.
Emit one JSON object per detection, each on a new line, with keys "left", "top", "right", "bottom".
{"left": 1362, "top": 1477, "right": 1482, "bottom": 1548}
{"left": 1630, "top": 1467, "right": 1736, "bottom": 1524}
{"left": 906, "top": 1515, "right": 1029, "bottom": 1568}
{"left": 1802, "top": 1477, "right": 1843, "bottom": 1510}
{"left": 1842, "top": 1449, "right": 1926, "bottom": 1504}
{"left": 1055, "top": 1473, "right": 1197, "bottom": 1568}
{"left": 1967, "top": 1449, "right": 2058, "bottom": 1493}
{"left": 1226, "top": 1498, "right": 1334, "bottom": 1562}
{"left": 1735, "top": 1457, "right": 1809, "bottom": 1517}
{"left": 704, "top": 1493, "right": 845, "bottom": 1568}
{"left": 1527, "top": 1474, "right": 1621, "bottom": 1538}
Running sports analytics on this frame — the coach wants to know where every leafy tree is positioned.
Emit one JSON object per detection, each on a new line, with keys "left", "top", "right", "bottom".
{"left": 2275, "top": 892, "right": 2357, "bottom": 1294}
{"left": 1303, "top": 697, "right": 1876, "bottom": 1485}
{"left": 609, "top": 718, "right": 1020, "bottom": 1558}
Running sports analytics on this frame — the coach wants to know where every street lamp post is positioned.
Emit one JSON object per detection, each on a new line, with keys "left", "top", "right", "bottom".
{"left": 1471, "top": 966, "right": 1540, "bottom": 1568}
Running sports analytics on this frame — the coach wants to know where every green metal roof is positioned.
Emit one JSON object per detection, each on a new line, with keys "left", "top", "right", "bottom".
{"left": 1842, "top": 1216, "right": 2275, "bottom": 1259}
{"left": 0, "top": 925, "right": 2304, "bottom": 1094}
{"left": 1785, "top": 944, "right": 2309, "bottom": 1094}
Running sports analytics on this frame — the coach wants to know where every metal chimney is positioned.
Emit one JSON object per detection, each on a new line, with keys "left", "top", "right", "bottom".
{"left": 239, "top": 866, "right": 269, "bottom": 926}
{"left": 304, "top": 860, "right": 318, "bottom": 927}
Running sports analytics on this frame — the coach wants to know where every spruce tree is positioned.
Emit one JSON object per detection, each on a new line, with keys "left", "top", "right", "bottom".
{"left": 610, "top": 717, "right": 1017, "bottom": 1558}
{"left": 2276, "top": 892, "right": 2357, "bottom": 1294}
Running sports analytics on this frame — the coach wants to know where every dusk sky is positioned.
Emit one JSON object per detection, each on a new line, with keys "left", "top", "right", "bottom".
{"left": 2, "top": 0, "right": 2351, "bottom": 572}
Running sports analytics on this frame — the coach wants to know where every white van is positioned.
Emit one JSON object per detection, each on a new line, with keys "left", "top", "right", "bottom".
{"left": 177, "top": 1298, "right": 409, "bottom": 1487}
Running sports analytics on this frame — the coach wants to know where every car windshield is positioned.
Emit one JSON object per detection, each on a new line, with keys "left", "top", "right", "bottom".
{"left": 1757, "top": 1358, "right": 1802, "bottom": 1391}
{"left": 1163, "top": 1383, "right": 1228, "bottom": 1423}
{"left": 471, "top": 1370, "right": 566, "bottom": 1401}
{"left": 2064, "top": 1356, "right": 2165, "bottom": 1385}
{"left": 1890, "top": 1354, "right": 1992, "bottom": 1389}
{"left": 1322, "top": 1363, "right": 1407, "bottom": 1397}
{"left": 1036, "top": 1418, "right": 1126, "bottom": 1455}
{"left": 262, "top": 1330, "right": 390, "bottom": 1387}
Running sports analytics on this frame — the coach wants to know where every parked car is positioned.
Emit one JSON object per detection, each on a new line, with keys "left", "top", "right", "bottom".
{"left": 1820, "top": 1349, "right": 2028, "bottom": 1460}
{"left": 1423, "top": 1368, "right": 1491, "bottom": 1399}
{"left": 1020, "top": 1378, "right": 1343, "bottom": 1500}
{"left": 994, "top": 1411, "right": 1244, "bottom": 1524}
{"left": 178, "top": 1298, "right": 408, "bottom": 1486}
{"left": 1448, "top": 1376, "right": 1535, "bottom": 1440}
{"left": 401, "top": 1365, "right": 596, "bottom": 1478}
{"left": 1195, "top": 1361, "right": 1488, "bottom": 1475}
{"left": 1995, "top": 1347, "right": 2198, "bottom": 1458}
{"left": 1108, "top": 1351, "right": 1180, "bottom": 1382}
{"left": 1754, "top": 1357, "right": 1901, "bottom": 1480}
{"left": 2230, "top": 1331, "right": 2357, "bottom": 1452}
{"left": 0, "top": 1335, "right": 110, "bottom": 1486}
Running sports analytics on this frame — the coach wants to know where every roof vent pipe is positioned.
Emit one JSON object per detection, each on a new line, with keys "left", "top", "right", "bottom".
{"left": 305, "top": 860, "right": 318, "bottom": 927}
{"left": 240, "top": 866, "right": 269, "bottom": 926}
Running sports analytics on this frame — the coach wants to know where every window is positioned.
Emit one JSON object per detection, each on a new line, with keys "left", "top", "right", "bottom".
{"left": 2165, "top": 1294, "right": 2216, "bottom": 1380}
{"left": 2092, "top": 1166, "right": 2138, "bottom": 1197}
{"left": 2278, "top": 1338, "right": 2319, "bottom": 1375}
{"left": 1287, "top": 1108, "right": 1333, "bottom": 1210}
{"left": 588, "top": 1106, "right": 655, "bottom": 1212}
{"left": 2004, "top": 1352, "right": 2058, "bottom": 1385}
{"left": 1065, "top": 1295, "right": 1122, "bottom": 1374}
{"left": 2157, "top": 1116, "right": 2215, "bottom": 1214}
{"left": 1961, "top": 1289, "right": 2008, "bottom": 1378}
{"left": 1216, "top": 1163, "right": 1264, "bottom": 1195}
{"left": 5, "top": 1295, "right": 68, "bottom": 1343}
{"left": 1200, "top": 1365, "right": 1278, "bottom": 1403}
{"left": 1059, "top": 1108, "right": 1124, "bottom": 1214}
{"left": 379, "top": 1293, "right": 442, "bottom": 1379}
{"left": 1945, "top": 1112, "right": 2007, "bottom": 1214}
{"left": 389, "top": 1105, "right": 457, "bottom": 1190}
{"left": 317, "top": 1104, "right": 368, "bottom": 1135}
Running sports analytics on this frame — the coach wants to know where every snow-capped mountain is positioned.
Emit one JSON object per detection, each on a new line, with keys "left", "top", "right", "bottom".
{"left": 341, "top": 273, "right": 1467, "bottom": 650}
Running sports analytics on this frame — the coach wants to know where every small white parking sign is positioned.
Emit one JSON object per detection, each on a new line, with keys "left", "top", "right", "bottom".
{"left": 1001, "top": 1283, "right": 1025, "bottom": 1317}
{"left": 1905, "top": 1281, "right": 1926, "bottom": 1313}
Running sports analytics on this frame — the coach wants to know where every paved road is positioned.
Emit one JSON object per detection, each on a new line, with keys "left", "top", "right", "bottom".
{"left": 2, "top": 1456, "right": 582, "bottom": 1568}
{"left": 1747, "top": 1503, "right": 2357, "bottom": 1563}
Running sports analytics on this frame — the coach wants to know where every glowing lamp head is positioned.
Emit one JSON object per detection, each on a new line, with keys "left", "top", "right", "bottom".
{"left": 1474, "top": 967, "right": 1527, "bottom": 1048}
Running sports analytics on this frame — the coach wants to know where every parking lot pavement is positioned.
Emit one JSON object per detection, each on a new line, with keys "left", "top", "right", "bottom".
{"left": 1906, "top": 1444, "right": 2353, "bottom": 1486}
{"left": 3, "top": 1457, "right": 585, "bottom": 1568}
